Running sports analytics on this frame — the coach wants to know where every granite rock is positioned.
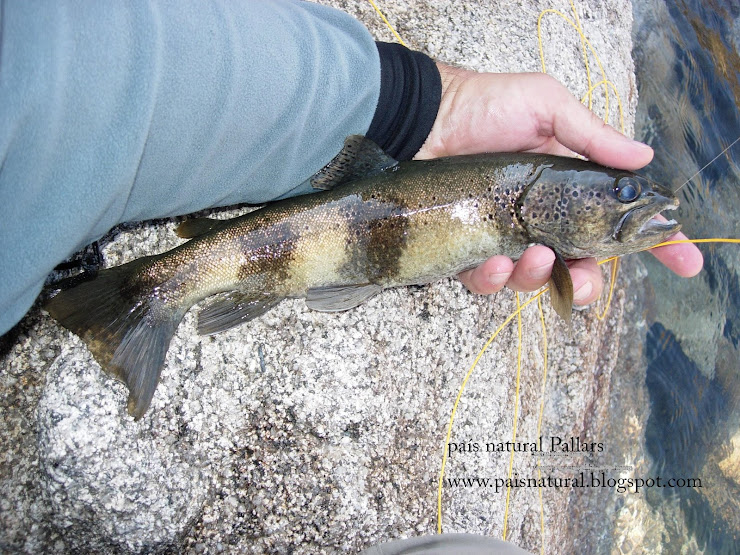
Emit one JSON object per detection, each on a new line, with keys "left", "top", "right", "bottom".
{"left": 0, "top": 1, "right": 643, "bottom": 553}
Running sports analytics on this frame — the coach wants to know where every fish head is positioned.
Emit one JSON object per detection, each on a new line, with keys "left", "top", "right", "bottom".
{"left": 518, "top": 162, "right": 680, "bottom": 259}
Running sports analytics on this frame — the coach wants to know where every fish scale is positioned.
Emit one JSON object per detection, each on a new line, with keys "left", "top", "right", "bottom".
{"left": 46, "top": 136, "right": 681, "bottom": 418}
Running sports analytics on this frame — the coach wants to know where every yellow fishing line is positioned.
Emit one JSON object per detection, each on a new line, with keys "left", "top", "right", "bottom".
{"left": 580, "top": 79, "right": 625, "bottom": 132}
{"left": 568, "top": 1, "right": 596, "bottom": 111}
{"left": 596, "top": 257, "right": 619, "bottom": 320}
{"left": 537, "top": 8, "right": 615, "bottom": 123}
{"left": 367, "top": 0, "right": 740, "bottom": 540}
{"left": 495, "top": 2, "right": 624, "bottom": 542}
{"left": 598, "top": 256, "right": 618, "bottom": 266}
{"left": 436, "top": 289, "right": 547, "bottom": 534}
{"left": 653, "top": 238, "right": 740, "bottom": 247}
{"left": 592, "top": 239, "right": 740, "bottom": 314}
{"left": 436, "top": 237, "right": 740, "bottom": 533}
{"left": 569, "top": 0, "right": 609, "bottom": 118}
{"left": 442, "top": 1, "right": 631, "bottom": 537}
{"left": 367, "top": 0, "right": 407, "bottom": 47}
{"left": 502, "top": 293, "right": 524, "bottom": 540}
{"left": 628, "top": 237, "right": 740, "bottom": 257}
{"left": 535, "top": 295, "right": 548, "bottom": 555}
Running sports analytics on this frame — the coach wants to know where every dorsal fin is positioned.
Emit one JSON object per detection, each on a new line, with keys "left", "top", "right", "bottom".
{"left": 310, "top": 135, "right": 398, "bottom": 190}
{"left": 176, "top": 217, "right": 223, "bottom": 239}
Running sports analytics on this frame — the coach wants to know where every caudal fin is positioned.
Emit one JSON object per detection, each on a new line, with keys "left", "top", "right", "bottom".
{"left": 45, "top": 259, "right": 184, "bottom": 419}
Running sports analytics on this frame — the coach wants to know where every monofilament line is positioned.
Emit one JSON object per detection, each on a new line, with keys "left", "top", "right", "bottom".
{"left": 674, "top": 135, "right": 740, "bottom": 193}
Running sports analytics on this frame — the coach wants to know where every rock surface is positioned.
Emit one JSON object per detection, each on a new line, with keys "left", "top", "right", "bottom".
{"left": 1, "top": 1, "right": 646, "bottom": 553}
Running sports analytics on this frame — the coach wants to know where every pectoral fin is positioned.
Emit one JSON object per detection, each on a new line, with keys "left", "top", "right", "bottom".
{"left": 305, "top": 284, "right": 382, "bottom": 312}
{"left": 548, "top": 251, "right": 573, "bottom": 325}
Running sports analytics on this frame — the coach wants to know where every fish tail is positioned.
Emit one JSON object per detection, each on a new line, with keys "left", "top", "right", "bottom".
{"left": 45, "top": 258, "right": 185, "bottom": 419}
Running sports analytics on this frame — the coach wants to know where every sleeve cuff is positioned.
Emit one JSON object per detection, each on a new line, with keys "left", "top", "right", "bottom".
{"left": 366, "top": 42, "right": 442, "bottom": 161}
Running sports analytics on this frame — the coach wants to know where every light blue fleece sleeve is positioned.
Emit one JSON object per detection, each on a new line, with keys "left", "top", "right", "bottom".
{"left": 0, "top": 0, "right": 380, "bottom": 334}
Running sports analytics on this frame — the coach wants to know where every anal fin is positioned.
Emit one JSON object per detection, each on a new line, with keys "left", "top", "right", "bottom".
{"left": 548, "top": 251, "right": 574, "bottom": 326}
{"left": 305, "top": 283, "right": 382, "bottom": 312}
{"left": 197, "top": 292, "right": 282, "bottom": 336}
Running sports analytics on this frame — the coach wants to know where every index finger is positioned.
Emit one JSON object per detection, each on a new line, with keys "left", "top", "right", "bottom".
{"left": 648, "top": 230, "right": 704, "bottom": 277}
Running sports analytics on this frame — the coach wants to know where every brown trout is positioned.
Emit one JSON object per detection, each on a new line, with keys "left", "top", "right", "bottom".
{"left": 46, "top": 136, "right": 680, "bottom": 418}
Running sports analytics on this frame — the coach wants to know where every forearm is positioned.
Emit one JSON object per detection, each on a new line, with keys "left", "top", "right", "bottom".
{"left": 0, "top": 0, "right": 381, "bottom": 334}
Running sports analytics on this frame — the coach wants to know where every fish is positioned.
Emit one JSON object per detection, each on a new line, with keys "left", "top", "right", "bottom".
{"left": 45, "top": 135, "right": 681, "bottom": 418}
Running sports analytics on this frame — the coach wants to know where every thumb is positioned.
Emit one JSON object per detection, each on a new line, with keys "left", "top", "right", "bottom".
{"left": 541, "top": 77, "right": 654, "bottom": 170}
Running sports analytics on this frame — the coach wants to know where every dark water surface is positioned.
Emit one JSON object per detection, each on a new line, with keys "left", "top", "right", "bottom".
{"left": 633, "top": 0, "right": 740, "bottom": 551}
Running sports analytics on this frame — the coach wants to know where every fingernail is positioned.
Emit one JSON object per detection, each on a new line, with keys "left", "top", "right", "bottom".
{"left": 573, "top": 281, "right": 593, "bottom": 303}
{"left": 488, "top": 271, "right": 511, "bottom": 288}
{"left": 528, "top": 262, "right": 553, "bottom": 281}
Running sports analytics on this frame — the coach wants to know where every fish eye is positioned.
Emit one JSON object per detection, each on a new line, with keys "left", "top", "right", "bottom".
{"left": 615, "top": 177, "right": 641, "bottom": 203}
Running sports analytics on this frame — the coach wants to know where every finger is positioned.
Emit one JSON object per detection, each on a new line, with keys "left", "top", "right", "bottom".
{"left": 507, "top": 245, "right": 555, "bottom": 292}
{"left": 648, "top": 230, "right": 704, "bottom": 277}
{"left": 536, "top": 75, "right": 655, "bottom": 170}
{"left": 567, "top": 258, "right": 604, "bottom": 305}
{"left": 458, "top": 255, "right": 514, "bottom": 294}
{"left": 532, "top": 141, "right": 577, "bottom": 159}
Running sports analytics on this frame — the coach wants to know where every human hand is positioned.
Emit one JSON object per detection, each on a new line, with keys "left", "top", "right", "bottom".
{"left": 416, "top": 64, "right": 703, "bottom": 305}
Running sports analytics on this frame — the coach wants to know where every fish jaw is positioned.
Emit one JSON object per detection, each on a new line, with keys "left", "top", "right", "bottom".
{"left": 613, "top": 196, "right": 681, "bottom": 249}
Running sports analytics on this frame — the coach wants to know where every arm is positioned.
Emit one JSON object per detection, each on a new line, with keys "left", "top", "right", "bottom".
{"left": 0, "top": 5, "right": 702, "bottom": 335}
{"left": 0, "top": 0, "right": 381, "bottom": 334}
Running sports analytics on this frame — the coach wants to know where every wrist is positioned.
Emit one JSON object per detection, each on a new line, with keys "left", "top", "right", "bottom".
{"left": 366, "top": 42, "right": 442, "bottom": 161}
{"left": 415, "top": 62, "right": 471, "bottom": 159}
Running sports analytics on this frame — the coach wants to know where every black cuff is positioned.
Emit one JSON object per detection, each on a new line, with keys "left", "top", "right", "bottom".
{"left": 366, "top": 42, "right": 442, "bottom": 161}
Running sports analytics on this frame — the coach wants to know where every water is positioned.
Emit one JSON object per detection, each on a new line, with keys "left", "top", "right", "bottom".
{"left": 633, "top": 0, "right": 740, "bottom": 551}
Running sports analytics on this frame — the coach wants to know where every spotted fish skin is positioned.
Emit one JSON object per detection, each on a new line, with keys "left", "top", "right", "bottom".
{"left": 193, "top": 154, "right": 534, "bottom": 293}
{"left": 46, "top": 137, "right": 680, "bottom": 418}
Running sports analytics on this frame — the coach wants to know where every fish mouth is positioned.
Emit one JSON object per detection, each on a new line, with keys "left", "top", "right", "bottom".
{"left": 614, "top": 198, "right": 681, "bottom": 244}
{"left": 639, "top": 208, "right": 680, "bottom": 234}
